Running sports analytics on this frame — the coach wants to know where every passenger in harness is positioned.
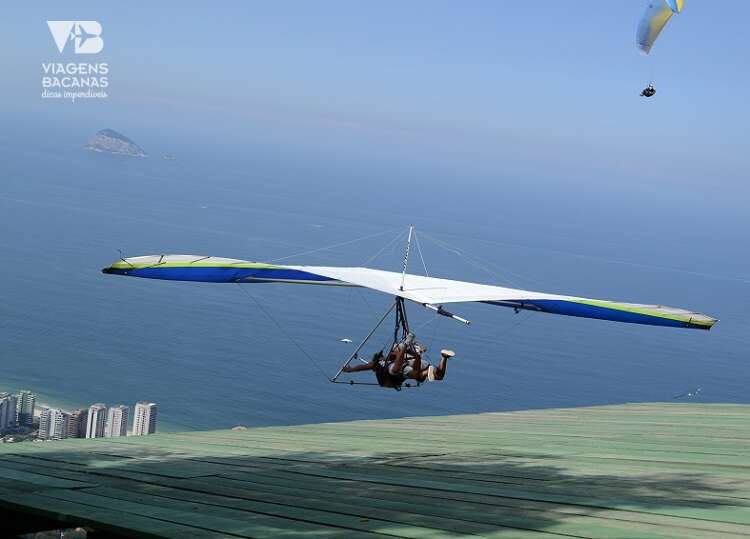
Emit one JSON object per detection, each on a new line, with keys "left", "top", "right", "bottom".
{"left": 341, "top": 332, "right": 457, "bottom": 389}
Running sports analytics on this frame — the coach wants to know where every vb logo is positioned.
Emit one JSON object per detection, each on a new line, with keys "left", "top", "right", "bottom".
{"left": 47, "top": 21, "right": 104, "bottom": 54}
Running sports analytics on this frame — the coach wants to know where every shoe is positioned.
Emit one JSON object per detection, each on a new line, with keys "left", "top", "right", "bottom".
{"left": 440, "top": 349, "right": 455, "bottom": 358}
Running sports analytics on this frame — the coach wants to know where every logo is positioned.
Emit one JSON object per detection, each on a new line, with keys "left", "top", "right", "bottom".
{"left": 42, "top": 21, "right": 109, "bottom": 101}
{"left": 47, "top": 21, "right": 103, "bottom": 54}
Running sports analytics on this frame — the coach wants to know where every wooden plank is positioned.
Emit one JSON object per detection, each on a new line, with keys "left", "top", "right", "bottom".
{"left": 0, "top": 465, "right": 96, "bottom": 489}
{"left": 106, "top": 479, "right": 573, "bottom": 539}
{"left": 204, "top": 470, "right": 750, "bottom": 538}
{"left": 37, "top": 487, "right": 436, "bottom": 539}
{"left": 121, "top": 474, "right": 717, "bottom": 539}
{"left": 2, "top": 491, "right": 223, "bottom": 539}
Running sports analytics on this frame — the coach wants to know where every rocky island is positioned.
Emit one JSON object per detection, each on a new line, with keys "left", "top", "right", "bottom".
{"left": 85, "top": 129, "right": 147, "bottom": 157}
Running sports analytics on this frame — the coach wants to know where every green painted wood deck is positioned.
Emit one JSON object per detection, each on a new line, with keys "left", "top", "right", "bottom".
{"left": 1, "top": 403, "right": 749, "bottom": 538}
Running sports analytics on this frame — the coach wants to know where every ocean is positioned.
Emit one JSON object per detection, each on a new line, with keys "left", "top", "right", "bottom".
{"left": 0, "top": 122, "right": 747, "bottom": 432}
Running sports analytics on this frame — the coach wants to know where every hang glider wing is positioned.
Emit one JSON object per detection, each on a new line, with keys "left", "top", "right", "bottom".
{"left": 102, "top": 254, "right": 717, "bottom": 331}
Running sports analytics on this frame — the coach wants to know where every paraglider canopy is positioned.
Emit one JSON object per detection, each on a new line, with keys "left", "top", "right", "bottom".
{"left": 636, "top": 0, "right": 684, "bottom": 55}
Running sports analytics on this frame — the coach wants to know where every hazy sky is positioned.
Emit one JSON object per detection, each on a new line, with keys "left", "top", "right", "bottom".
{"left": 3, "top": 2, "right": 748, "bottom": 200}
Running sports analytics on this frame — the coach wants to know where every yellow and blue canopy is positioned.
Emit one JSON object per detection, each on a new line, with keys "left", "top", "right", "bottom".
{"left": 637, "top": 0, "right": 684, "bottom": 55}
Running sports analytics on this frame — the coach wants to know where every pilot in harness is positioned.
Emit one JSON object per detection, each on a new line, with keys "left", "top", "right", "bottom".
{"left": 334, "top": 297, "right": 456, "bottom": 390}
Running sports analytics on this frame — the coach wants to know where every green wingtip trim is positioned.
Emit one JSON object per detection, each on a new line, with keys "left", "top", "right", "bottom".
{"left": 572, "top": 298, "right": 716, "bottom": 327}
{"left": 110, "top": 260, "right": 282, "bottom": 270}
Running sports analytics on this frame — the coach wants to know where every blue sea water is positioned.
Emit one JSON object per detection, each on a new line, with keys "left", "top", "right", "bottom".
{"left": 0, "top": 121, "right": 747, "bottom": 431}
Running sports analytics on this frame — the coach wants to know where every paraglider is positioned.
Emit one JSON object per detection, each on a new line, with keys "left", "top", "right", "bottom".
{"left": 636, "top": 0, "right": 684, "bottom": 96}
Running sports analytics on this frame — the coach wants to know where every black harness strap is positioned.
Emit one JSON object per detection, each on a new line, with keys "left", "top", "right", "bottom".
{"left": 394, "top": 297, "right": 410, "bottom": 345}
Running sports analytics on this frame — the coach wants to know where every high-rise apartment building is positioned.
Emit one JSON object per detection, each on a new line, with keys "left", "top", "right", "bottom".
{"left": 67, "top": 409, "right": 88, "bottom": 438}
{"left": 38, "top": 408, "right": 70, "bottom": 440}
{"left": 38, "top": 407, "right": 51, "bottom": 439}
{"left": 132, "top": 402, "right": 157, "bottom": 435}
{"left": 0, "top": 393, "right": 18, "bottom": 432}
{"left": 16, "top": 390, "right": 36, "bottom": 427}
{"left": 105, "top": 405, "right": 129, "bottom": 437}
{"left": 85, "top": 403, "right": 107, "bottom": 438}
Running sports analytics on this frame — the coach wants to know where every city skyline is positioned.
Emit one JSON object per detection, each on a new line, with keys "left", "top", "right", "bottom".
{"left": 0, "top": 390, "right": 159, "bottom": 444}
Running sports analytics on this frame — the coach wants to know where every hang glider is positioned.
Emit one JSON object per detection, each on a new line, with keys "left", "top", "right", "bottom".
{"left": 102, "top": 254, "right": 717, "bottom": 331}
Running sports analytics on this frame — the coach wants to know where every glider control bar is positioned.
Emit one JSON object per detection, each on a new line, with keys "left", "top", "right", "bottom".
{"left": 423, "top": 303, "right": 471, "bottom": 325}
{"left": 331, "top": 300, "right": 398, "bottom": 383}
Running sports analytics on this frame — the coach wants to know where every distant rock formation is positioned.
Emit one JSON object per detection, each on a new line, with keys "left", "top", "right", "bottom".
{"left": 85, "top": 129, "right": 147, "bottom": 157}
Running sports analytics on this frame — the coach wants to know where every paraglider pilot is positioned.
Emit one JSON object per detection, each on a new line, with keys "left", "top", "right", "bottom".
{"left": 640, "top": 84, "right": 656, "bottom": 97}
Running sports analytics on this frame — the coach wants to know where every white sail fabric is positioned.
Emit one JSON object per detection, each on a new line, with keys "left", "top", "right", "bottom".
{"left": 287, "top": 265, "right": 716, "bottom": 329}
{"left": 287, "top": 265, "right": 561, "bottom": 305}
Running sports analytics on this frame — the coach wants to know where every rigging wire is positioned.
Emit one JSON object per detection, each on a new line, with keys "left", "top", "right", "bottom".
{"left": 412, "top": 314, "right": 438, "bottom": 333}
{"left": 419, "top": 232, "right": 508, "bottom": 283}
{"left": 413, "top": 234, "right": 442, "bottom": 355}
{"left": 426, "top": 281, "right": 451, "bottom": 359}
{"left": 232, "top": 226, "right": 544, "bottom": 389}
{"left": 418, "top": 231, "right": 539, "bottom": 290}
{"left": 362, "top": 228, "right": 408, "bottom": 267}
{"left": 269, "top": 228, "right": 400, "bottom": 263}
{"left": 343, "top": 228, "right": 409, "bottom": 325}
{"left": 416, "top": 230, "right": 538, "bottom": 344}
{"left": 414, "top": 231, "right": 430, "bottom": 277}
{"left": 356, "top": 287, "right": 374, "bottom": 310}
{"left": 235, "top": 283, "right": 332, "bottom": 382}
{"left": 239, "top": 226, "right": 539, "bottom": 387}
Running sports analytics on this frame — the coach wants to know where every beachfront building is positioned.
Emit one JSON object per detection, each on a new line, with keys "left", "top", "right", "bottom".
{"left": 16, "top": 390, "right": 35, "bottom": 427}
{"left": 37, "top": 408, "right": 51, "bottom": 439}
{"left": 0, "top": 393, "right": 18, "bottom": 432}
{"left": 132, "top": 402, "right": 157, "bottom": 435}
{"left": 67, "top": 409, "right": 88, "bottom": 438}
{"left": 38, "top": 408, "right": 70, "bottom": 440}
{"left": 105, "top": 405, "right": 129, "bottom": 437}
{"left": 85, "top": 404, "right": 107, "bottom": 438}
